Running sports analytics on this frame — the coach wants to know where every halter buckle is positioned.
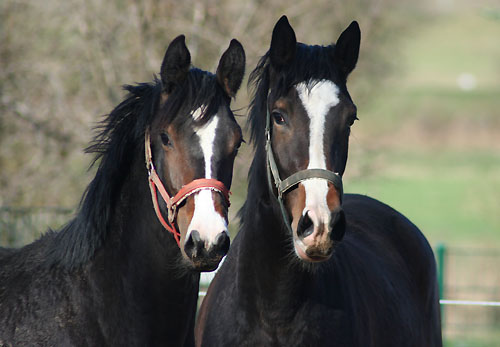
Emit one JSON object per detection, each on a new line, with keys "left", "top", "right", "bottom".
{"left": 147, "top": 160, "right": 154, "bottom": 177}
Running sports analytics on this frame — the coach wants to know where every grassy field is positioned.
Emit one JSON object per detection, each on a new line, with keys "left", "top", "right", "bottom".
{"left": 344, "top": 7, "right": 500, "bottom": 248}
{"left": 345, "top": 149, "right": 500, "bottom": 246}
{"left": 345, "top": 7, "right": 500, "bottom": 346}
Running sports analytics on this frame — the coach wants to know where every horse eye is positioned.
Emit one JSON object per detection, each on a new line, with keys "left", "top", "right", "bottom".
{"left": 272, "top": 111, "right": 286, "bottom": 125}
{"left": 160, "top": 132, "right": 171, "bottom": 146}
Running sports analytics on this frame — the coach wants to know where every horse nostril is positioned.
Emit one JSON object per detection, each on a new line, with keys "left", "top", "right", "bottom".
{"left": 213, "top": 232, "right": 230, "bottom": 254}
{"left": 184, "top": 230, "right": 204, "bottom": 258}
{"left": 329, "top": 208, "right": 346, "bottom": 242}
{"left": 297, "top": 211, "right": 314, "bottom": 238}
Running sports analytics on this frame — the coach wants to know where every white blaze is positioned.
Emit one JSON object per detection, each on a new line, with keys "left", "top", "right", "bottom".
{"left": 187, "top": 107, "right": 228, "bottom": 244}
{"left": 296, "top": 81, "right": 340, "bottom": 227}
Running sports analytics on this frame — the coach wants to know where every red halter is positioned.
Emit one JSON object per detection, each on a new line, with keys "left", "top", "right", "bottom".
{"left": 145, "top": 129, "right": 231, "bottom": 247}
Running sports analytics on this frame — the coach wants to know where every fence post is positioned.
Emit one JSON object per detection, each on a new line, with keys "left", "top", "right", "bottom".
{"left": 436, "top": 243, "right": 446, "bottom": 328}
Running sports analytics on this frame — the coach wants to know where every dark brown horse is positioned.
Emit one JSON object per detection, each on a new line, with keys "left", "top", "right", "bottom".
{"left": 0, "top": 36, "right": 245, "bottom": 346}
{"left": 196, "top": 16, "right": 442, "bottom": 347}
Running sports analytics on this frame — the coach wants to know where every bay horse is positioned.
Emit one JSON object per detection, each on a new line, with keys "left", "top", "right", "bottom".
{"left": 0, "top": 35, "right": 245, "bottom": 346}
{"left": 196, "top": 16, "right": 442, "bottom": 346}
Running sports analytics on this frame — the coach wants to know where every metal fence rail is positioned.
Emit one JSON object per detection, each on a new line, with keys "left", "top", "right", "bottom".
{"left": 436, "top": 244, "right": 500, "bottom": 344}
{"left": 440, "top": 300, "right": 500, "bottom": 307}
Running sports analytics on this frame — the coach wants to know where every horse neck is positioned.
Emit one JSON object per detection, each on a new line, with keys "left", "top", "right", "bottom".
{"left": 82, "top": 155, "right": 200, "bottom": 340}
{"left": 237, "top": 150, "right": 312, "bottom": 310}
{"left": 104, "top": 155, "right": 195, "bottom": 280}
{"left": 90, "top": 154, "right": 198, "bottom": 303}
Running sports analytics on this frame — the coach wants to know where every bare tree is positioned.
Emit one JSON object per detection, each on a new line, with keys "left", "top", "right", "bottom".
{"left": 0, "top": 0, "right": 424, "bottom": 241}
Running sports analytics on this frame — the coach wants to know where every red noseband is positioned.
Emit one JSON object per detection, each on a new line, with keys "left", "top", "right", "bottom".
{"left": 145, "top": 129, "right": 231, "bottom": 247}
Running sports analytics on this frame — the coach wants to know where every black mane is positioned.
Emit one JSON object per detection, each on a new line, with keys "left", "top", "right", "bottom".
{"left": 48, "top": 68, "right": 227, "bottom": 268}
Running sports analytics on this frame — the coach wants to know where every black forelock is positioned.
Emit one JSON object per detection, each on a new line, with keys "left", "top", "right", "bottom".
{"left": 86, "top": 68, "right": 227, "bottom": 162}
{"left": 157, "top": 68, "right": 230, "bottom": 130}
{"left": 270, "top": 43, "right": 342, "bottom": 95}
{"left": 48, "top": 68, "right": 228, "bottom": 268}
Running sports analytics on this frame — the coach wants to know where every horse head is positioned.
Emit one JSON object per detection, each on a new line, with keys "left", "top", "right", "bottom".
{"left": 148, "top": 36, "right": 245, "bottom": 271}
{"left": 261, "top": 16, "right": 359, "bottom": 262}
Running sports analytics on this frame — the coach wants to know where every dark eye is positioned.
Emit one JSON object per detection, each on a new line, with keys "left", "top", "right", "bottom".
{"left": 272, "top": 111, "right": 286, "bottom": 125}
{"left": 160, "top": 132, "right": 171, "bottom": 146}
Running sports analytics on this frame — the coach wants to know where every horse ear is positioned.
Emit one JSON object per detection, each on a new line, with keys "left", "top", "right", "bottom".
{"left": 334, "top": 21, "right": 361, "bottom": 78}
{"left": 160, "top": 35, "right": 191, "bottom": 93}
{"left": 269, "top": 15, "right": 296, "bottom": 69}
{"left": 216, "top": 39, "right": 246, "bottom": 98}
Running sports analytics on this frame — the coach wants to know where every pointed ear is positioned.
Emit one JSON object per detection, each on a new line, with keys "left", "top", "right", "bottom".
{"left": 160, "top": 35, "right": 191, "bottom": 93}
{"left": 269, "top": 15, "right": 296, "bottom": 69}
{"left": 216, "top": 39, "right": 246, "bottom": 98}
{"left": 334, "top": 21, "right": 361, "bottom": 78}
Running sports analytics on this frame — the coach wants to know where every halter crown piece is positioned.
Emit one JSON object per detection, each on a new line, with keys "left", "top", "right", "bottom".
{"left": 265, "top": 95, "right": 344, "bottom": 235}
{"left": 145, "top": 129, "right": 231, "bottom": 247}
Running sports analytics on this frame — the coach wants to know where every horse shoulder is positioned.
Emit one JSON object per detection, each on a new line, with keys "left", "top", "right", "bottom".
{"left": 342, "top": 193, "right": 441, "bottom": 345}
{"left": 343, "top": 193, "right": 436, "bottom": 271}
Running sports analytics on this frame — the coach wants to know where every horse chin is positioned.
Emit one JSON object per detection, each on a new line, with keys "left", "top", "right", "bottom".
{"left": 188, "top": 256, "right": 224, "bottom": 272}
{"left": 293, "top": 239, "right": 333, "bottom": 263}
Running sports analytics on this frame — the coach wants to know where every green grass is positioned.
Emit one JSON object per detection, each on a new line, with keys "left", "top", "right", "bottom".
{"left": 445, "top": 330, "right": 500, "bottom": 347}
{"left": 344, "top": 149, "right": 500, "bottom": 246}
{"left": 343, "top": 8, "right": 500, "bottom": 250}
{"left": 362, "top": 86, "right": 500, "bottom": 128}
{"left": 401, "top": 10, "right": 500, "bottom": 89}
{"left": 354, "top": 8, "right": 500, "bottom": 144}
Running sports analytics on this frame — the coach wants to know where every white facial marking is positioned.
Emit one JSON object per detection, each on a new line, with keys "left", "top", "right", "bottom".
{"left": 187, "top": 107, "right": 228, "bottom": 245}
{"left": 296, "top": 81, "right": 340, "bottom": 229}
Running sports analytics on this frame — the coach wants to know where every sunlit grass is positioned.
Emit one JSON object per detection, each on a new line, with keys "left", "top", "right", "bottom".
{"left": 345, "top": 149, "right": 500, "bottom": 245}
{"left": 401, "top": 9, "right": 500, "bottom": 89}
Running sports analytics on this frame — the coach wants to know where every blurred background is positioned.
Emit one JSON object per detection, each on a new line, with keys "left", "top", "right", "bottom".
{"left": 1, "top": 0, "right": 499, "bottom": 345}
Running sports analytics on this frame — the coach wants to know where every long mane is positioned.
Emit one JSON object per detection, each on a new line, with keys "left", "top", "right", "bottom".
{"left": 47, "top": 69, "right": 226, "bottom": 268}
